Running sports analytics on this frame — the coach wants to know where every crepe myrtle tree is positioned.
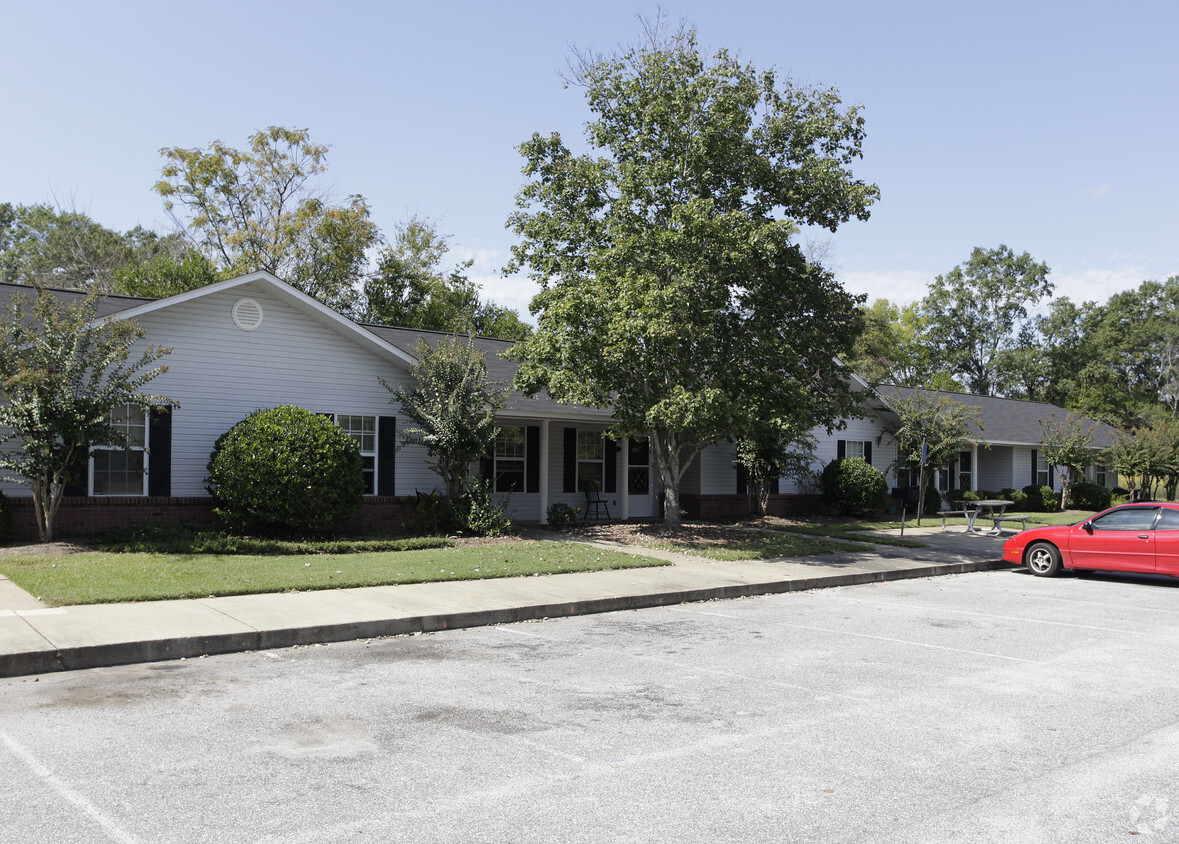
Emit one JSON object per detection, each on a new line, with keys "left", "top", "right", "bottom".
{"left": 880, "top": 390, "right": 982, "bottom": 525}
{"left": 507, "top": 21, "right": 876, "bottom": 525}
{"left": 0, "top": 285, "right": 171, "bottom": 541}
{"left": 384, "top": 334, "right": 507, "bottom": 499}
{"left": 1038, "top": 413, "right": 1100, "bottom": 510}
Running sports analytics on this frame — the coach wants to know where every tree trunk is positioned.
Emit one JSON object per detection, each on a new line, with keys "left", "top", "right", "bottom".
{"left": 650, "top": 429, "right": 699, "bottom": 528}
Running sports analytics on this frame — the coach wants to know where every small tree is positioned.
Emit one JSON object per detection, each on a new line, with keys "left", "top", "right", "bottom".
{"left": 1039, "top": 413, "right": 1100, "bottom": 510}
{"left": 881, "top": 390, "right": 982, "bottom": 525}
{"left": 0, "top": 286, "right": 171, "bottom": 541}
{"left": 384, "top": 335, "right": 507, "bottom": 499}
{"left": 734, "top": 428, "right": 817, "bottom": 517}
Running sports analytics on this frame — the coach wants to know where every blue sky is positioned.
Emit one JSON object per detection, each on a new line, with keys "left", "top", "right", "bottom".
{"left": 2, "top": 0, "right": 1176, "bottom": 317}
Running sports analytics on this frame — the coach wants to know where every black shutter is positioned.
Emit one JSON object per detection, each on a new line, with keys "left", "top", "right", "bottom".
{"left": 563, "top": 428, "right": 577, "bottom": 493}
{"left": 526, "top": 426, "right": 540, "bottom": 493}
{"left": 1031, "top": 449, "right": 1038, "bottom": 485}
{"left": 63, "top": 446, "right": 88, "bottom": 497}
{"left": 737, "top": 464, "right": 748, "bottom": 495}
{"left": 604, "top": 436, "right": 617, "bottom": 493}
{"left": 377, "top": 416, "right": 397, "bottom": 496}
{"left": 771, "top": 478, "right": 780, "bottom": 495}
{"left": 148, "top": 406, "right": 172, "bottom": 497}
{"left": 1049, "top": 465, "right": 1056, "bottom": 488}
{"left": 864, "top": 441, "right": 873, "bottom": 466}
{"left": 837, "top": 440, "right": 846, "bottom": 459}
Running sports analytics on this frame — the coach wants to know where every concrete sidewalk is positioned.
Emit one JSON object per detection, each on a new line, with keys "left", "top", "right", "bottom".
{"left": 0, "top": 528, "right": 1011, "bottom": 678}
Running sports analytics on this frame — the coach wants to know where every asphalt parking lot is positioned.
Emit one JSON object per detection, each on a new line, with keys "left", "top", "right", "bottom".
{"left": 2, "top": 567, "right": 1177, "bottom": 843}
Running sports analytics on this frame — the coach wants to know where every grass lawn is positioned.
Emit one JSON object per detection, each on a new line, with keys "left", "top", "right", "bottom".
{"left": 654, "top": 533, "right": 870, "bottom": 561}
{"left": 0, "top": 541, "right": 668, "bottom": 607}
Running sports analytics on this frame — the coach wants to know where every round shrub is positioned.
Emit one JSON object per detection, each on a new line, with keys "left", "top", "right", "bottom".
{"left": 1000, "top": 488, "right": 1029, "bottom": 511}
{"left": 820, "top": 458, "right": 888, "bottom": 516}
{"left": 1068, "top": 481, "right": 1112, "bottom": 512}
{"left": 206, "top": 406, "right": 364, "bottom": 532}
{"left": 1022, "top": 484, "right": 1060, "bottom": 513}
{"left": 947, "top": 488, "right": 979, "bottom": 504}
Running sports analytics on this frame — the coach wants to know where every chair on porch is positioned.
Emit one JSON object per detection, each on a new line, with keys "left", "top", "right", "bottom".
{"left": 580, "top": 478, "right": 611, "bottom": 520}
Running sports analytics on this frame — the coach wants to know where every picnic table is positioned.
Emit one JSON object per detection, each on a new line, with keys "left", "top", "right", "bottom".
{"left": 953, "top": 499, "right": 1024, "bottom": 535}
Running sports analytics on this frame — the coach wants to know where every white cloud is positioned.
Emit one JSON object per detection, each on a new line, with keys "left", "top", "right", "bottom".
{"left": 838, "top": 270, "right": 932, "bottom": 305}
{"left": 453, "top": 245, "right": 539, "bottom": 321}
{"left": 1090, "top": 183, "right": 1113, "bottom": 199}
{"left": 1051, "top": 266, "right": 1150, "bottom": 304}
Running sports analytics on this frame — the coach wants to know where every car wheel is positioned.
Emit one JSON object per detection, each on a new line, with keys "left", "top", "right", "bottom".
{"left": 1026, "top": 541, "right": 1062, "bottom": 577}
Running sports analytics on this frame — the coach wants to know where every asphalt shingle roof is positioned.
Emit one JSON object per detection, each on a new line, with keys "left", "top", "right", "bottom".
{"left": 873, "top": 384, "right": 1117, "bottom": 448}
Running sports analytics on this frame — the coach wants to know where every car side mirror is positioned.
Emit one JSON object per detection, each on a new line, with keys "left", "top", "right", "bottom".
{"left": 1082, "top": 521, "right": 1093, "bottom": 533}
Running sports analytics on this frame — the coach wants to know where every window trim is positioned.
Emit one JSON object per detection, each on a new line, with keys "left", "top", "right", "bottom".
{"left": 90, "top": 404, "right": 149, "bottom": 497}
{"left": 334, "top": 413, "right": 378, "bottom": 496}
{"left": 577, "top": 429, "right": 605, "bottom": 491}
{"left": 493, "top": 426, "right": 527, "bottom": 493}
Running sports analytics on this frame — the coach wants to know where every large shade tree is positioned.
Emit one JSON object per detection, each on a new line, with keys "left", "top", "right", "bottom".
{"left": 920, "top": 245, "right": 1053, "bottom": 396}
{"left": 155, "top": 126, "right": 380, "bottom": 315}
{"left": 507, "top": 23, "right": 878, "bottom": 525}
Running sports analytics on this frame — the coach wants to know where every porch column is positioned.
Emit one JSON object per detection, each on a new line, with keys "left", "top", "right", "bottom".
{"left": 620, "top": 436, "right": 630, "bottom": 521}
{"left": 539, "top": 420, "right": 550, "bottom": 523}
{"left": 972, "top": 444, "right": 979, "bottom": 491}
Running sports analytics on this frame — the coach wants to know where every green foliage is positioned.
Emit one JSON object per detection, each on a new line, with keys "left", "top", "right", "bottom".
{"left": 1039, "top": 413, "right": 1101, "bottom": 509}
{"left": 0, "top": 202, "right": 133, "bottom": 291}
{"left": 1021, "top": 484, "right": 1060, "bottom": 513}
{"left": 93, "top": 523, "right": 452, "bottom": 554}
{"left": 546, "top": 502, "right": 581, "bottom": 527}
{"left": 507, "top": 23, "right": 876, "bottom": 525}
{"left": 947, "top": 488, "right": 979, "bottom": 503}
{"left": 404, "top": 489, "right": 457, "bottom": 535}
{"left": 1068, "top": 481, "right": 1112, "bottom": 511}
{"left": 846, "top": 298, "right": 960, "bottom": 390}
{"left": 921, "top": 245, "right": 1053, "bottom": 397}
{"left": 385, "top": 335, "right": 507, "bottom": 499}
{"left": 206, "top": 406, "right": 364, "bottom": 532}
{"left": 881, "top": 388, "right": 982, "bottom": 523}
{"left": 1109, "top": 487, "right": 1131, "bottom": 506}
{"left": 363, "top": 216, "right": 530, "bottom": 340}
{"left": 0, "top": 286, "right": 171, "bottom": 541}
{"left": 820, "top": 458, "right": 888, "bottom": 516}
{"left": 0, "top": 490, "right": 11, "bottom": 544}
{"left": 455, "top": 477, "right": 512, "bottom": 537}
{"left": 155, "top": 126, "right": 380, "bottom": 314}
{"left": 998, "top": 488, "right": 1029, "bottom": 510}
{"left": 735, "top": 430, "right": 817, "bottom": 517}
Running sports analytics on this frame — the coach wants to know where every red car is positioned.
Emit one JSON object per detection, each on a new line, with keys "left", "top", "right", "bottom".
{"left": 1003, "top": 502, "right": 1179, "bottom": 577}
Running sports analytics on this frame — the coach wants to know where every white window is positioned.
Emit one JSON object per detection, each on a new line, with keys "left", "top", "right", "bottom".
{"left": 577, "top": 430, "right": 605, "bottom": 490}
{"left": 1036, "top": 452, "right": 1050, "bottom": 486}
{"left": 845, "top": 440, "right": 866, "bottom": 460}
{"left": 494, "top": 427, "right": 526, "bottom": 492}
{"left": 1088, "top": 459, "right": 1108, "bottom": 487}
{"left": 91, "top": 404, "right": 148, "bottom": 496}
{"left": 336, "top": 415, "right": 377, "bottom": 495}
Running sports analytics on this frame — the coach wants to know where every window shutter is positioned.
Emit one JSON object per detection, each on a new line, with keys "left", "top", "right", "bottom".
{"left": 377, "top": 416, "right": 396, "bottom": 496}
{"left": 148, "top": 406, "right": 172, "bottom": 497}
{"left": 526, "top": 426, "right": 540, "bottom": 493}
{"left": 563, "top": 428, "right": 577, "bottom": 493}
{"left": 1031, "top": 449, "right": 1038, "bottom": 486}
{"left": 771, "top": 478, "right": 780, "bottom": 495}
{"left": 480, "top": 454, "right": 493, "bottom": 482}
{"left": 837, "top": 440, "right": 846, "bottom": 460}
{"left": 864, "top": 441, "right": 873, "bottom": 466}
{"left": 63, "top": 447, "right": 89, "bottom": 497}
{"left": 604, "top": 437, "right": 617, "bottom": 493}
{"left": 1049, "top": 465, "right": 1056, "bottom": 488}
{"left": 736, "top": 464, "right": 748, "bottom": 495}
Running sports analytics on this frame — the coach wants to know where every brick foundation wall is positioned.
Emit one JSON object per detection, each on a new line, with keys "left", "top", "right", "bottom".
{"left": 4, "top": 495, "right": 415, "bottom": 542}
{"left": 678, "top": 493, "right": 823, "bottom": 520}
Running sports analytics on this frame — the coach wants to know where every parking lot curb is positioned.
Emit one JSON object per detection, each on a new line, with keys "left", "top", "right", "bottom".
{"left": 0, "top": 557, "right": 1012, "bottom": 678}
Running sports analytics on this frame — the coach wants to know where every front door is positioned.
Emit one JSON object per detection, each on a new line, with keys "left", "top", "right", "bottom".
{"left": 627, "top": 437, "right": 653, "bottom": 518}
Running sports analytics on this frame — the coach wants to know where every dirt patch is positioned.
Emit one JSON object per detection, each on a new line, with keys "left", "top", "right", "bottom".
{"left": 0, "top": 541, "right": 94, "bottom": 558}
{"left": 545, "top": 521, "right": 762, "bottom": 548}
{"left": 450, "top": 534, "right": 528, "bottom": 549}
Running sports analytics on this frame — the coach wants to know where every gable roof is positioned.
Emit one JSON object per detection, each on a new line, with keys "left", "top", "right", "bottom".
{"left": 873, "top": 384, "right": 1118, "bottom": 448}
{"left": 0, "top": 281, "right": 154, "bottom": 319}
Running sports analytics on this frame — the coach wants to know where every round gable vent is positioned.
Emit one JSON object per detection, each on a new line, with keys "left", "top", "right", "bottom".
{"left": 232, "top": 297, "right": 264, "bottom": 331}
